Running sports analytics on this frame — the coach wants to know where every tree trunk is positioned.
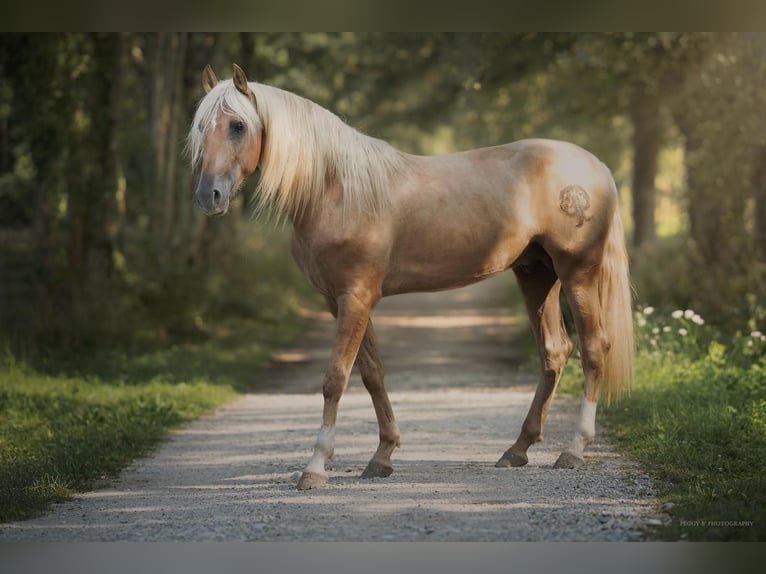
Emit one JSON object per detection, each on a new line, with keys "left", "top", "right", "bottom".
{"left": 754, "top": 145, "right": 766, "bottom": 262}
{"left": 0, "top": 37, "right": 11, "bottom": 174}
{"left": 102, "top": 33, "right": 128, "bottom": 274}
{"left": 630, "top": 84, "right": 660, "bottom": 248}
{"left": 147, "top": 33, "right": 191, "bottom": 264}
{"left": 149, "top": 33, "right": 169, "bottom": 252}
{"left": 676, "top": 121, "right": 709, "bottom": 256}
{"left": 0, "top": 117, "right": 8, "bottom": 175}
{"left": 670, "top": 92, "right": 708, "bottom": 253}
{"left": 161, "top": 33, "right": 188, "bottom": 256}
{"left": 240, "top": 33, "right": 256, "bottom": 76}
{"left": 81, "top": 32, "right": 127, "bottom": 280}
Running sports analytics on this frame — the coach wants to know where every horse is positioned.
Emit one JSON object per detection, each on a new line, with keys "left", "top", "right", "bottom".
{"left": 188, "top": 64, "right": 634, "bottom": 490}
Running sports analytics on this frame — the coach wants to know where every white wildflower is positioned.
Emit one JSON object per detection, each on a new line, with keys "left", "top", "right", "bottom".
{"left": 684, "top": 309, "right": 695, "bottom": 319}
{"left": 751, "top": 330, "right": 763, "bottom": 338}
{"left": 747, "top": 340, "right": 754, "bottom": 347}
{"left": 652, "top": 327, "right": 660, "bottom": 335}
{"left": 678, "top": 328, "right": 688, "bottom": 336}
{"left": 691, "top": 314, "right": 705, "bottom": 325}
{"left": 650, "top": 338, "right": 658, "bottom": 346}
{"left": 662, "top": 326, "right": 672, "bottom": 333}
{"left": 643, "top": 306, "right": 655, "bottom": 316}
{"left": 637, "top": 317, "right": 647, "bottom": 327}
{"left": 672, "top": 310, "right": 684, "bottom": 319}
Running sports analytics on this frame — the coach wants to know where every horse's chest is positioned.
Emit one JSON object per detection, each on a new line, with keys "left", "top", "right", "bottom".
{"left": 290, "top": 231, "right": 388, "bottom": 296}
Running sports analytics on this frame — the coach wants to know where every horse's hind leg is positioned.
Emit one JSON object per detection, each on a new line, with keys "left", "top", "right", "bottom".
{"left": 356, "top": 320, "right": 401, "bottom": 478}
{"left": 554, "top": 263, "right": 610, "bottom": 469}
{"left": 496, "top": 265, "right": 573, "bottom": 467}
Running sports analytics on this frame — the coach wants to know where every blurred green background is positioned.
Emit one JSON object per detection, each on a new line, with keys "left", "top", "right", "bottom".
{"left": 2, "top": 33, "right": 765, "bottom": 361}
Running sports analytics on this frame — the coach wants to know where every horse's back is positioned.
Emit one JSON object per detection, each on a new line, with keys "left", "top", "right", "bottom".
{"left": 399, "top": 137, "right": 616, "bottom": 239}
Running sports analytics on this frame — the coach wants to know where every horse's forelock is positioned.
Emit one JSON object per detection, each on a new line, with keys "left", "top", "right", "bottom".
{"left": 187, "top": 81, "right": 261, "bottom": 167}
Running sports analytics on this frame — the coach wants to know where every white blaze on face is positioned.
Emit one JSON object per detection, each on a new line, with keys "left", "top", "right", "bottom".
{"left": 305, "top": 424, "right": 335, "bottom": 475}
{"left": 569, "top": 397, "right": 597, "bottom": 455}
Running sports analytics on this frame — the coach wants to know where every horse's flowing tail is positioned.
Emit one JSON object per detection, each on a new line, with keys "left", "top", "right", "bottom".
{"left": 598, "top": 197, "right": 635, "bottom": 405}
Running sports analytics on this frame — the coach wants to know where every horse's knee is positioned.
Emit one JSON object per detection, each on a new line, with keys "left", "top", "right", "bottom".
{"left": 544, "top": 335, "right": 574, "bottom": 373}
{"left": 322, "top": 365, "right": 347, "bottom": 401}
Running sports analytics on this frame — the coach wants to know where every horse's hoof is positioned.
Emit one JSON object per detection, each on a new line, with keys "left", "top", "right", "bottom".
{"left": 361, "top": 459, "right": 394, "bottom": 479}
{"left": 296, "top": 471, "right": 328, "bottom": 490}
{"left": 495, "top": 450, "right": 528, "bottom": 467}
{"left": 553, "top": 451, "right": 585, "bottom": 469}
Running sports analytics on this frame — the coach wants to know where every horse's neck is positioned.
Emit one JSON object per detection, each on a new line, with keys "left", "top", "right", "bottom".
{"left": 286, "top": 174, "right": 345, "bottom": 232}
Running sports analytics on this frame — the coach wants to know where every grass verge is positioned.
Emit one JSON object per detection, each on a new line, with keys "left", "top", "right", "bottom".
{"left": 557, "top": 306, "right": 766, "bottom": 541}
{"left": 0, "top": 361, "right": 237, "bottom": 522}
{"left": 0, "top": 301, "right": 316, "bottom": 523}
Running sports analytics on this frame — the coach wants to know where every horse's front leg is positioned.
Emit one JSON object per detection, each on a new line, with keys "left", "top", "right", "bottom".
{"left": 296, "top": 290, "right": 375, "bottom": 490}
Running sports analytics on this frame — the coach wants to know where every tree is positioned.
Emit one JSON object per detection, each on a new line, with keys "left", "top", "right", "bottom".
{"left": 663, "top": 33, "right": 766, "bottom": 320}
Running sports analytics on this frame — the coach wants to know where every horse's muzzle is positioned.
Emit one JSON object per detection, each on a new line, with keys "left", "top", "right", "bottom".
{"left": 195, "top": 173, "right": 232, "bottom": 216}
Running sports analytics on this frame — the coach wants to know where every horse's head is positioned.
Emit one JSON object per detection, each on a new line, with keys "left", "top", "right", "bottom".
{"left": 190, "top": 64, "right": 263, "bottom": 216}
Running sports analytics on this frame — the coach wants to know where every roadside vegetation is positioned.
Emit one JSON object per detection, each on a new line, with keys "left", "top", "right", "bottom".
{"left": 0, "top": 225, "right": 319, "bottom": 522}
{"left": 555, "top": 266, "right": 766, "bottom": 542}
{"left": 0, "top": 363, "right": 235, "bottom": 522}
{"left": 612, "top": 309, "right": 765, "bottom": 541}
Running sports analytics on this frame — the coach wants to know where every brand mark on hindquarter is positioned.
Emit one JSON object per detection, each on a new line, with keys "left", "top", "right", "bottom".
{"left": 559, "top": 185, "right": 593, "bottom": 227}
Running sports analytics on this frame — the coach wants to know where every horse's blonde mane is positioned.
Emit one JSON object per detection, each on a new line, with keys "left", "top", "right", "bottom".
{"left": 188, "top": 80, "right": 404, "bottom": 219}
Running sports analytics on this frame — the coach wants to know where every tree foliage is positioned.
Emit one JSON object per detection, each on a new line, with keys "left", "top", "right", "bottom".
{"left": 1, "top": 32, "right": 765, "bottom": 354}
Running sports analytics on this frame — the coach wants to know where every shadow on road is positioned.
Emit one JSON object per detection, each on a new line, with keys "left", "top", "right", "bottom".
{"left": 260, "top": 272, "right": 538, "bottom": 394}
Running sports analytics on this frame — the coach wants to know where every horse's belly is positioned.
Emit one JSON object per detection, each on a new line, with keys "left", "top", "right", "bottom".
{"left": 382, "top": 233, "right": 523, "bottom": 296}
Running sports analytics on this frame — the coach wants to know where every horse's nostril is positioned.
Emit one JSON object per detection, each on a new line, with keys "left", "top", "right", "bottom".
{"left": 212, "top": 189, "right": 221, "bottom": 206}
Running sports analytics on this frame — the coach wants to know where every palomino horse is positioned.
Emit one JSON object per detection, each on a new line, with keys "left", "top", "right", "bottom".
{"left": 188, "top": 64, "right": 634, "bottom": 490}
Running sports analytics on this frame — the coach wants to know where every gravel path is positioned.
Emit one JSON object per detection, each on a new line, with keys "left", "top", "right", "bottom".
{"left": 0, "top": 273, "right": 661, "bottom": 541}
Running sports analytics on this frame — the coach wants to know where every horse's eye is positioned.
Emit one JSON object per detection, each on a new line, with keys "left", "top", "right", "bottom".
{"left": 231, "top": 121, "right": 245, "bottom": 135}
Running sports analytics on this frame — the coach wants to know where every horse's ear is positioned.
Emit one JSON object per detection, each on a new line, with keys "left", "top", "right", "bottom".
{"left": 232, "top": 63, "right": 250, "bottom": 96}
{"left": 202, "top": 64, "right": 218, "bottom": 94}
{"left": 232, "top": 63, "right": 257, "bottom": 107}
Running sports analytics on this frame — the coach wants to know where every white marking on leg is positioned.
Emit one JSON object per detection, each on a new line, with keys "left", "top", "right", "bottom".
{"left": 305, "top": 424, "right": 335, "bottom": 475}
{"left": 568, "top": 397, "right": 597, "bottom": 456}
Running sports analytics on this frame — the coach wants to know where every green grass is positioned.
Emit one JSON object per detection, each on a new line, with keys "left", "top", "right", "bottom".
{"left": 0, "top": 304, "right": 317, "bottom": 523}
{"left": 0, "top": 302, "right": 317, "bottom": 523}
{"left": 0, "top": 361, "right": 237, "bottom": 522}
{"left": 557, "top": 306, "right": 766, "bottom": 541}
{"left": 0, "top": 223, "right": 322, "bottom": 523}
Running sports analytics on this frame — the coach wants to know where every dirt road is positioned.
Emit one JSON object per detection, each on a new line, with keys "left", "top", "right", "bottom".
{"left": 0, "top": 273, "right": 661, "bottom": 541}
